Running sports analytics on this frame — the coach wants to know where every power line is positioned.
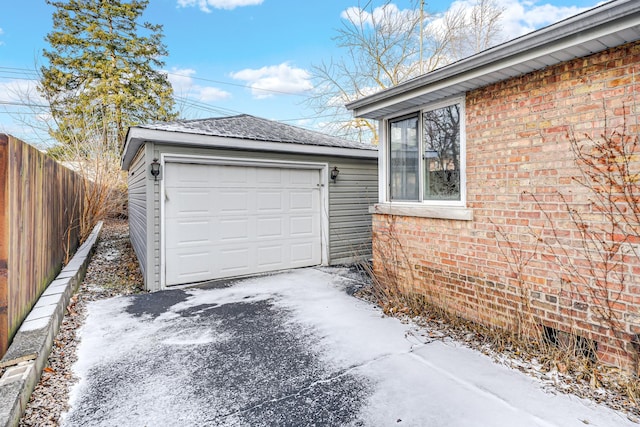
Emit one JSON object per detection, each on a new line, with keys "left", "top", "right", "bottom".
{"left": 0, "top": 66, "right": 315, "bottom": 99}
{"left": 0, "top": 71, "right": 355, "bottom": 133}
{"left": 0, "top": 100, "right": 48, "bottom": 108}
{"left": 174, "top": 96, "right": 243, "bottom": 116}
{"left": 165, "top": 70, "right": 312, "bottom": 98}
{"left": 0, "top": 111, "right": 44, "bottom": 115}
{"left": 0, "top": 66, "right": 39, "bottom": 74}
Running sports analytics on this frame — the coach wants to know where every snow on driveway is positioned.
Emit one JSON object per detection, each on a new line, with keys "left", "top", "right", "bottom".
{"left": 63, "top": 268, "right": 634, "bottom": 427}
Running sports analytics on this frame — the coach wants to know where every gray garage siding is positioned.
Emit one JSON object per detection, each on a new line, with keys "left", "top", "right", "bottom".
{"left": 141, "top": 144, "right": 377, "bottom": 290}
{"left": 328, "top": 162, "right": 378, "bottom": 264}
{"left": 127, "top": 147, "right": 147, "bottom": 277}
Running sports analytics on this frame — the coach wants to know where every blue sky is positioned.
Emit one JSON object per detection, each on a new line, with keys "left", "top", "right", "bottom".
{"left": 0, "top": 0, "right": 603, "bottom": 145}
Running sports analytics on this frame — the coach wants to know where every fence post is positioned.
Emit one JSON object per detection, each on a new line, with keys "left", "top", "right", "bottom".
{"left": 0, "top": 134, "right": 9, "bottom": 354}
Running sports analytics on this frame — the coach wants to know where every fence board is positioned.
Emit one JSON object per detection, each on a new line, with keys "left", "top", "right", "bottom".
{"left": 0, "top": 135, "right": 8, "bottom": 350}
{"left": 0, "top": 134, "right": 86, "bottom": 355}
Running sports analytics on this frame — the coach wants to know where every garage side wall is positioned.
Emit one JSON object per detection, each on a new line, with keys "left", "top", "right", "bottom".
{"left": 150, "top": 146, "right": 377, "bottom": 289}
{"left": 127, "top": 147, "right": 147, "bottom": 279}
{"left": 328, "top": 161, "right": 378, "bottom": 264}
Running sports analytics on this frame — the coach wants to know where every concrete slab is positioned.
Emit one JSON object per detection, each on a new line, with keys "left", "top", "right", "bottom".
{"left": 62, "top": 268, "right": 634, "bottom": 427}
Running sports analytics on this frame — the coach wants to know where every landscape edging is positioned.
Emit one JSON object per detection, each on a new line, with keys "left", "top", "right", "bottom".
{"left": 0, "top": 221, "right": 103, "bottom": 427}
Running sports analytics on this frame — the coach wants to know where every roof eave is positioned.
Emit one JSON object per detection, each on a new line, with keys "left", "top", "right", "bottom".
{"left": 346, "top": 0, "right": 640, "bottom": 120}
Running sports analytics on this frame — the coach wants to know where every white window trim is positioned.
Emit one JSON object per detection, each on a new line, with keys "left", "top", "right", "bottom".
{"left": 369, "top": 202, "right": 473, "bottom": 221}
{"left": 377, "top": 95, "right": 469, "bottom": 219}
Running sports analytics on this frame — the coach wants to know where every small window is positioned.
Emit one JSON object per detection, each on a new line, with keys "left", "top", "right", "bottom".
{"left": 389, "top": 115, "right": 419, "bottom": 201}
{"left": 423, "top": 104, "right": 461, "bottom": 201}
{"left": 386, "top": 99, "right": 464, "bottom": 205}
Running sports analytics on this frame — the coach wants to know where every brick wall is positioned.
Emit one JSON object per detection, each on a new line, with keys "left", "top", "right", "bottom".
{"left": 372, "top": 41, "right": 640, "bottom": 369}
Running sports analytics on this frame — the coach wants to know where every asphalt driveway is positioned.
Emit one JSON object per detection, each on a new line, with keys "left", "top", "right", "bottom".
{"left": 62, "top": 268, "right": 633, "bottom": 427}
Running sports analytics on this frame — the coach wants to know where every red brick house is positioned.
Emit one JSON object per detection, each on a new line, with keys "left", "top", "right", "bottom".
{"left": 347, "top": 0, "right": 640, "bottom": 369}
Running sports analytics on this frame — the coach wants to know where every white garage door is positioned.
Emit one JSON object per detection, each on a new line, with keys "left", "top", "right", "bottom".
{"left": 164, "top": 162, "right": 323, "bottom": 286}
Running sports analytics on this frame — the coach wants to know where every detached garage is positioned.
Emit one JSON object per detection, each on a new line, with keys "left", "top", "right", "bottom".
{"left": 121, "top": 115, "right": 378, "bottom": 292}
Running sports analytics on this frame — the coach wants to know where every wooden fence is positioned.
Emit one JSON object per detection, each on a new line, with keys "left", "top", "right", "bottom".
{"left": 0, "top": 134, "right": 86, "bottom": 355}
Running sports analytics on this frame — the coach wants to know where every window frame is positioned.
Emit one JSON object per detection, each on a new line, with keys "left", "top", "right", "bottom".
{"left": 383, "top": 96, "right": 467, "bottom": 208}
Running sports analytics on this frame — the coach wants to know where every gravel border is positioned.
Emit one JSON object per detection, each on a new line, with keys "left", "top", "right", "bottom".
{"left": 18, "top": 218, "right": 144, "bottom": 427}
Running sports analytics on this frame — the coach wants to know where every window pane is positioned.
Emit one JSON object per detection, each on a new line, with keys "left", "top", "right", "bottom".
{"left": 389, "top": 116, "right": 419, "bottom": 201}
{"left": 423, "top": 104, "right": 461, "bottom": 201}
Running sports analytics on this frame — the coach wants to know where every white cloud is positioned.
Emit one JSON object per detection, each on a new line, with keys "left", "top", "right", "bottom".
{"left": 414, "top": 0, "right": 595, "bottom": 63}
{"left": 341, "top": 3, "right": 419, "bottom": 32}
{"left": 177, "top": 0, "right": 263, "bottom": 13}
{"left": 495, "top": 0, "right": 590, "bottom": 39}
{"left": 0, "top": 79, "right": 54, "bottom": 145}
{"left": 347, "top": 1, "right": 595, "bottom": 54}
{"left": 432, "top": 0, "right": 593, "bottom": 41}
{"left": 230, "top": 63, "right": 312, "bottom": 99}
{"left": 166, "top": 68, "right": 196, "bottom": 89}
{"left": 0, "top": 79, "right": 43, "bottom": 105}
{"left": 198, "top": 86, "right": 232, "bottom": 102}
{"left": 165, "top": 67, "right": 232, "bottom": 102}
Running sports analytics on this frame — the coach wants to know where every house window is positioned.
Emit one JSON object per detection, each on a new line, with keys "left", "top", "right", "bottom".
{"left": 389, "top": 114, "right": 419, "bottom": 200}
{"left": 387, "top": 99, "right": 464, "bottom": 204}
{"left": 423, "top": 103, "right": 461, "bottom": 201}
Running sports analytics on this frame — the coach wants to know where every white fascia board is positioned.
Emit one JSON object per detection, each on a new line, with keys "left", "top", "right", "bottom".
{"left": 120, "top": 128, "right": 136, "bottom": 170}
{"left": 121, "top": 127, "right": 378, "bottom": 170}
{"left": 347, "top": 0, "right": 640, "bottom": 119}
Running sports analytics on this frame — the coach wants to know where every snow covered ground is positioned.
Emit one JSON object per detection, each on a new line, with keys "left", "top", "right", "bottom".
{"left": 63, "top": 268, "right": 635, "bottom": 426}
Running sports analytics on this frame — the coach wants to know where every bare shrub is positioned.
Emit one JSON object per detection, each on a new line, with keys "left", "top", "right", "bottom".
{"left": 522, "top": 112, "right": 640, "bottom": 367}
{"left": 357, "top": 110, "right": 640, "bottom": 413}
{"left": 48, "top": 127, "right": 127, "bottom": 261}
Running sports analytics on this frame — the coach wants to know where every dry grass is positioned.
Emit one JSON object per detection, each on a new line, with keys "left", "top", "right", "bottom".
{"left": 355, "top": 111, "right": 640, "bottom": 419}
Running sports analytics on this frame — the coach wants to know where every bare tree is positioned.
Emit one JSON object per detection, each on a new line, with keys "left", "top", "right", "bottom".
{"left": 308, "top": 1, "right": 422, "bottom": 144}
{"left": 308, "top": 0, "right": 504, "bottom": 144}
{"left": 443, "top": 0, "right": 505, "bottom": 60}
{"left": 7, "top": 76, "right": 127, "bottom": 242}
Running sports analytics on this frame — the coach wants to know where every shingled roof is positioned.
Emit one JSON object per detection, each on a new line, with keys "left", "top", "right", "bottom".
{"left": 137, "top": 114, "right": 374, "bottom": 150}
{"left": 122, "top": 114, "right": 377, "bottom": 170}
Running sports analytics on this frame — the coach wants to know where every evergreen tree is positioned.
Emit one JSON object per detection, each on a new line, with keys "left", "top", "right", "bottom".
{"left": 40, "top": 0, "right": 176, "bottom": 153}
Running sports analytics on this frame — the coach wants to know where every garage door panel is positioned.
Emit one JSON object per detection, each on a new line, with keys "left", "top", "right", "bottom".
{"left": 257, "top": 192, "right": 283, "bottom": 212}
{"left": 167, "top": 249, "right": 215, "bottom": 283}
{"left": 289, "top": 241, "right": 317, "bottom": 264}
{"left": 289, "top": 169, "right": 318, "bottom": 186}
{"left": 165, "top": 162, "right": 322, "bottom": 286}
{"left": 218, "top": 190, "right": 250, "bottom": 214}
{"left": 219, "top": 218, "right": 250, "bottom": 241}
{"left": 167, "top": 163, "right": 212, "bottom": 188}
{"left": 289, "top": 215, "right": 316, "bottom": 236}
{"left": 219, "top": 248, "right": 250, "bottom": 273}
{"left": 168, "top": 190, "right": 214, "bottom": 217}
{"left": 257, "top": 245, "right": 284, "bottom": 267}
{"left": 256, "top": 217, "right": 283, "bottom": 238}
{"left": 166, "top": 219, "right": 213, "bottom": 248}
{"left": 256, "top": 168, "right": 282, "bottom": 185}
{"left": 289, "top": 191, "right": 318, "bottom": 211}
{"left": 216, "top": 166, "right": 248, "bottom": 184}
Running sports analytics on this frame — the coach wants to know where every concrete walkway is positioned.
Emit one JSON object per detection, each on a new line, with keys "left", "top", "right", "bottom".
{"left": 63, "top": 268, "right": 633, "bottom": 427}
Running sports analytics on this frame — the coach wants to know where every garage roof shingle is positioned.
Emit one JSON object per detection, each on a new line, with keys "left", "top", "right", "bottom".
{"left": 122, "top": 114, "right": 377, "bottom": 170}
{"left": 137, "top": 114, "right": 374, "bottom": 150}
